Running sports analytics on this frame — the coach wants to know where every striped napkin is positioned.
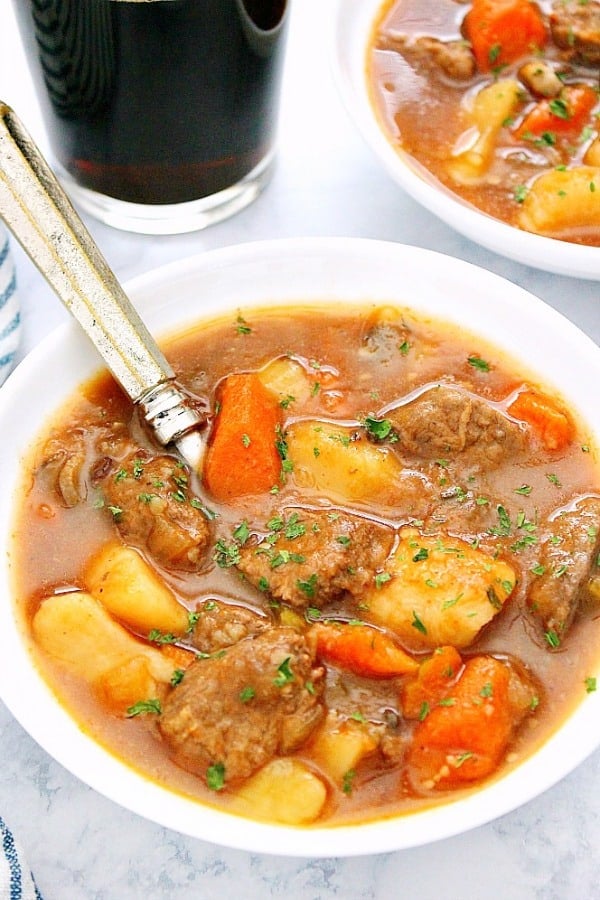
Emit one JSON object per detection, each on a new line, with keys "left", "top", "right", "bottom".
{"left": 0, "top": 223, "right": 21, "bottom": 386}
{"left": 0, "top": 817, "right": 42, "bottom": 900}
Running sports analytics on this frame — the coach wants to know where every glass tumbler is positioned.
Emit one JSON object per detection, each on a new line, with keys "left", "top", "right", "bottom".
{"left": 12, "top": 0, "right": 289, "bottom": 234}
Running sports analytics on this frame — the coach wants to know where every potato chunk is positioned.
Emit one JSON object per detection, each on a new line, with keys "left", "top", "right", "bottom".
{"left": 85, "top": 542, "right": 190, "bottom": 636}
{"left": 518, "top": 166, "right": 600, "bottom": 237}
{"left": 32, "top": 591, "right": 174, "bottom": 684}
{"left": 363, "top": 527, "right": 515, "bottom": 650}
{"left": 286, "top": 420, "right": 424, "bottom": 509}
{"left": 258, "top": 356, "right": 312, "bottom": 408}
{"left": 448, "top": 79, "right": 521, "bottom": 185}
{"left": 311, "top": 713, "right": 380, "bottom": 782}
{"left": 231, "top": 758, "right": 327, "bottom": 825}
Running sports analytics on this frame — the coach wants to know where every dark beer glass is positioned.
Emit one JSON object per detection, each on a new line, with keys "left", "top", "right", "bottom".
{"left": 12, "top": 0, "right": 289, "bottom": 233}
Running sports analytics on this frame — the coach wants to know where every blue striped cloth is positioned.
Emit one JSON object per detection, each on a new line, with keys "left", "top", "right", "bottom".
{"left": 0, "top": 224, "right": 21, "bottom": 386}
{"left": 0, "top": 817, "right": 42, "bottom": 900}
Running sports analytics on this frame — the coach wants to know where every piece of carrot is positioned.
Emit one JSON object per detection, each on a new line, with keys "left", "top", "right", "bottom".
{"left": 401, "top": 646, "right": 463, "bottom": 720}
{"left": 463, "top": 0, "right": 547, "bottom": 72}
{"left": 516, "top": 85, "right": 598, "bottom": 140}
{"left": 314, "top": 622, "right": 418, "bottom": 678}
{"left": 507, "top": 389, "right": 573, "bottom": 451}
{"left": 406, "top": 655, "right": 514, "bottom": 790}
{"left": 203, "top": 372, "right": 283, "bottom": 501}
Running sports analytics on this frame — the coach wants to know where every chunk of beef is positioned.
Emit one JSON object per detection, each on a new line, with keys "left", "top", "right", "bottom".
{"left": 159, "top": 627, "right": 325, "bottom": 782}
{"left": 380, "top": 34, "right": 476, "bottom": 81}
{"left": 527, "top": 496, "right": 600, "bottom": 643}
{"left": 39, "top": 422, "right": 132, "bottom": 508}
{"left": 550, "top": 0, "right": 600, "bottom": 65}
{"left": 102, "top": 451, "right": 211, "bottom": 572}
{"left": 190, "top": 599, "right": 269, "bottom": 654}
{"left": 387, "top": 386, "right": 526, "bottom": 469}
{"left": 233, "top": 509, "right": 394, "bottom": 608}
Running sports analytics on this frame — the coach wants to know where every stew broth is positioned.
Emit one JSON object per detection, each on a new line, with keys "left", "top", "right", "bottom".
{"left": 12, "top": 303, "right": 600, "bottom": 825}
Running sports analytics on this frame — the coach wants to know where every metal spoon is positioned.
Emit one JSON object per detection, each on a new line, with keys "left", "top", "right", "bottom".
{"left": 0, "top": 102, "right": 206, "bottom": 471}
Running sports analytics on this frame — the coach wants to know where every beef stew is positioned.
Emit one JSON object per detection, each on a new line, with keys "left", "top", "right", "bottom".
{"left": 12, "top": 302, "right": 600, "bottom": 826}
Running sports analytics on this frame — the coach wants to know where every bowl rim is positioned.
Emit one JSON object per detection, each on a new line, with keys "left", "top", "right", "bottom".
{"left": 1, "top": 236, "right": 600, "bottom": 857}
{"left": 330, "top": 0, "right": 600, "bottom": 281}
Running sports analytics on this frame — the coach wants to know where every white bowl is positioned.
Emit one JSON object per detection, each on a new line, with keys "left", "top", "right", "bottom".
{"left": 331, "top": 0, "right": 600, "bottom": 281}
{"left": 1, "top": 237, "right": 600, "bottom": 856}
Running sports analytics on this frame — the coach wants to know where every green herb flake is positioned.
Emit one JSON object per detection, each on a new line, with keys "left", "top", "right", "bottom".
{"left": 514, "top": 184, "right": 528, "bottom": 204}
{"left": 454, "top": 751, "right": 474, "bottom": 768}
{"left": 148, "top": 629, "right": 177, "bottom": 645}
{"left": 545, "top": 630, "right": 561, "bottom": 648}
{"left": 235, "top": 315, "right": 252, "bottom": 335}
{"left": 467, "top": 355, "right": 490, "bottom": 372}
{"left": 126, "top": 698, "right": 162, "bottom": 717}
{"left": 515, "top": 484, "right": 532, "bottom": 496}
{"left": 374, "top": 572, "right": 391, "bottom": 589}
{"left": 274, "top": 656, "right": 294, "bottom": 687}
{"left": 411, "top": 610, "right": 427, "bottom": 635}
{"left": 239, "top": 686, "right": 256, "bottom": 703}
{"left": 206, "top": 762, "right": 226, "bottom": 791}
{"left": 412, "top": 547, "right": 429, "bottom": 563}
{"left": 342, "top": 769, "right": 356, "bottom": 795}
{"left": 363, "top": 414, "right": 395, "bottom": 441}
{"left": 170, "top": 669, "right": 185, "bottom": 687}
{"left": 585, "top": 677, "right": 597, "bottom": 693}
{"left": 297, "top": 573, "right": 318, "bottom": 599}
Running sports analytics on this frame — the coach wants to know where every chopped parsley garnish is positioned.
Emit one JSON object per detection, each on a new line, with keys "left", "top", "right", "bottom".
{"left": 342, "top": 769, "right": 356, "bottom": 795}
{"left": 214, "top": 539, "right": 241, "bottom": 568}
{"left": 297, "top": 573, "right": 318, "bottom": 598}
{"left": 374, "top": 572, "right": 391, "bottom": 589}
{"left": 233, "top": 520, "right": 251, "bottom": 545}
{"left": 363, "top": 414, "right": 396, "bottom": 442}
{"left": 170, "top": 669, "right": 185, "bottom": 687}
{"left": 206, "top": 762, "right": 226, "bottom": 791}
{"left": 515, "top": 484, "right": 532, "bottom": 495}
{"left": 467, "top": 355, "right": 491, "bottom": 372}
{"left": 148, "top": 629, "right": 177, "bottom": 645}
{"left": 412, "top": 547, "right": 429, "bottom": 563}
{"left": 585, "top": 677, "right": 597, "bottom": 694}
{"left": 411, "top": 610, "right": 427, "bottom": 635}
{"left": 273, "top": 656, "right": 294, "bottom": 686}
{"left": 235, "top": 315, "right": 252, "bottom": 335}
{"left": 239, "top": 686, "right": 256, "bottom": 703}
{"left": 126, "top": 699, "right": 162, "bottom": 717}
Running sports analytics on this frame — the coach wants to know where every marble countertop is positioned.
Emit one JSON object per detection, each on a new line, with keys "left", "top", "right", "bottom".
{"left": 1, "top": 2, "right": 600, "bottom": 898}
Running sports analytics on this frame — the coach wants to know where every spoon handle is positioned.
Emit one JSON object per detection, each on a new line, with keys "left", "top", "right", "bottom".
{"left": 0, "top": 102, "right": 204, "bottom": 459}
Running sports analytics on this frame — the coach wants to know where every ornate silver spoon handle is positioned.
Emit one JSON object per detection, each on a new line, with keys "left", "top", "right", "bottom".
{"left": 0, "top": 102, "right": 205, "bottom": 468}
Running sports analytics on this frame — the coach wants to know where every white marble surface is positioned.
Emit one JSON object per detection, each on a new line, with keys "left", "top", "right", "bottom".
{"left": 1, "top": 2, "right": 600, "bottom": 898}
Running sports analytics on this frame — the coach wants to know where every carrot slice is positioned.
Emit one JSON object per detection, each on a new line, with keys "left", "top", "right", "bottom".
{"left": 203, "top": 372, "right": 283, "bottom": 501}
{"left": 507, "top": 389, "right": 573, "bottom": 451}
{"left": 463, "top": 0, "right": 547, "bottom": 72}
{"left": 516, "top": 85, "right": 598, "bottom": 140}
{"left": 314, "top": 622, "right": 418, "bottom": 678}
{"left": 401, "top": 646, "right": 463, "bottom": 719}
{"left": 407, "top": 655, "right": 514, "bottom": 789}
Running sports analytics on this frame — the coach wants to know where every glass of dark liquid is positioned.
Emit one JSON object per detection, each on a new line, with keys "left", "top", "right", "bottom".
{"left": 12, "top": 0, "right": 289, "bottom": 233}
